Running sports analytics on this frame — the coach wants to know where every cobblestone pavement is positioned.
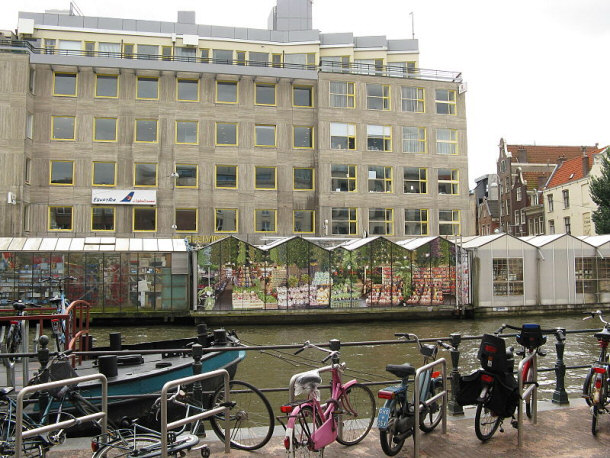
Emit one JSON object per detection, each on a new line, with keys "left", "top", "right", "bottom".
{"left": 50, "top": 402, "right": 610, "bottom": 457}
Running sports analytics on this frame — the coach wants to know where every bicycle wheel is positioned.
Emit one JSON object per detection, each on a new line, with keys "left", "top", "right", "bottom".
{"left": 335, "top": 383, "right": 375, "bottom": 446}
{"left": 92, "top": 433, "right": 161, "bottom": 457}
{"left": 583, "top": 369, "right": 594, "bottom": 407}
{"left": 474, "top": 403, "right": 501, "bottom": 442}
{"left": 209, "top": 380, "right": 274, "bottom": 451}
{"left": 524, "top": 364, "right": 535, "bottom": 419}
{"left": 4, "top": 325, "right": 20, "bottom": 363}
{"left": 379, "top": 398, "right": 408, "bottom": 456}
{"left": 419, "top": 379, "right": 443, "bottom": 433}
{"left": 290, "top": 405, "right": 323, "bottom": 458}
{"left": 592, "top": 405, "right": 599, "bottom": 436}
{"left": 0, "top": 413, "right": 45, "bottom": 457}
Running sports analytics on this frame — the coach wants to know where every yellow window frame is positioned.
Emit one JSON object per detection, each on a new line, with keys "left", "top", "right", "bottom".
{"left": 367, "top": 125, "right": 392, "bottom": 152}
{"left": 176, "top": 78, "right": 199, "bottom": 102}
{"left": 236, "top": 51, "right": 246, "bottom": 65}
{"left": 215, "top": 122, "right": 238, "bottom": 146}
{"left": 293, "top": 167, "right": 315, "bottom": 191}
{"left": 53, "top": 72, "right": 77, "bottom": 97}
{"left": 255, "top": 82, "right": 277, "bottom": 106}
{"left": 367, "top": 166, "right": 393, "bottom": 193}
{"left": 366, "top": 83, "right": 391, "bottom": 110}
{"left": 405, "top": 209, "right": 429, "bottom": 236}
{"left": 215, "top": 80, "right": 238, "bottom": 104}
{"left": 438, "top": 168, "right": 459, "bottom": 195}
{"left": 435, "top": 89, "right": 457, "bottom": 115}
{"left": 132, "top": 207, "right": 157, "bottom": 232}
{"left": 48, "top": 206, "right": 73, "bottom": 231}
{"left": 254, "top": 124, "right": 277, "bottom": 148}
{"left": 93, "top": 117, "right": 118, "bottom": 142}
{"left": 95, "top": 74, "right": 119, "bottom": 98}
{"left": 331, "top": 164, "right": 357, "bottom": 192}
{"left": 49, "top": 160, "right": 75, "bottom": 186}
{"left": 215, "top": 165, "right": 238, "bottom": 189}
{"left": 332, "top": 207, "right": 358, "bottom": 235}
{"left": 330, "top": 122, "right": 356, "bottom": 150}
{"left": 51, "top": 116, "right": 76, "bottom": 141}
{"left": 214, "top": 208, "right": 239, "bottom": 233}
{"left": 439, "top": 209, "right": 461, "bottom": 235}
{"left": 292, "top": 85, "right": 314, "bottom": 108}
{"left": 436, "top": 128, "right": 458, "bottom": 155}
{"left": 175, "top": 120, "right": 199, "bottom": 144}
{"left": 293, "top": 210, "right": 315, "bottom": 234}
{"left": 402, "top": 126, "right": 427, "bottom": 153}
{"left": 91, "top": 206, "right": 115, "bottom": 232}
{"left": 175, "top": 208, "right": 198, "bottom": 233}
{"left": 369, "top": 208, "right": 394, "bottom": 236}
{"left": 175, "top": 163, "right": 198, "bottom": 188}
{"left": 255, "top": 209, "right": 277, "bottom": 233}
{"left": 403, "top": 167, "right": 428, "bottom": 194}
{"left": 401, "top": 86, "right": 425, "bottom": 113}
{"left": 92, "top": 161, "right": 117, "bottom": 186}
{"left": 254, "top": 166, "right": 277, "bottom": 190}
{"left": 134, "top": 119, "right": 158, "bottom": 143}
{"left": 136, "top": 76, "right": 159, "bottom": 100}
{"left": 329, "top": 81, "right": 355, "bottom": 109}
{"left": 293, "top": 126, "right": 314, "bottom": 149}
{"left": 133, "top": 162, "right": 158, "bottom": 187}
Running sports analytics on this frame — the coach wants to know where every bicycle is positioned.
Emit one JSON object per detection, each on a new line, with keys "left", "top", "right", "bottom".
{"left": 278, "top": 339, "right": 376, "bottom": 457}
{"left": 582, "top": 310, "right": 610, "bottom": 435}
{"left": 1, "top": 300, "right": 40, "bottom": 363}
{"left": 376, "top": 333, "right": 447, "bottom": 456}
{"left": 39, "top": 276, "right": 76, "bottom": 352}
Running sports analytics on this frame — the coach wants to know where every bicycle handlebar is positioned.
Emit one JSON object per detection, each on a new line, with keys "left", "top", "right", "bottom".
{"left": 294, "top": 340, "right": 340, "bottom": 362}
{"left": 583, "top": 310, "right": 610, "bottom": 326}
{"left": 496, "top": 323, "right": 563, "bottom": 336}
{"left": 437, "top": 340, "right": 455, "bottom": 351}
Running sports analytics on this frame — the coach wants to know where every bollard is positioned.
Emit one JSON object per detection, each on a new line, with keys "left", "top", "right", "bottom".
{"left": 552, "top": 328, "right": 569, "bottom": 405}
{"left": 36, "top": 335, "right": 51, "bottom": 413}
{"left": 447, "top": 333, "right": 464, "bottom": 416}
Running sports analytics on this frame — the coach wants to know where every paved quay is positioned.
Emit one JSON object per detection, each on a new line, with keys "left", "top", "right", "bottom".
{"left": 50, "top": 401, "right": 610, "bottom": 457}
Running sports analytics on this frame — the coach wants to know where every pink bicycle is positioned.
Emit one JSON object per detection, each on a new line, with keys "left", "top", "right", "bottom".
{"left": 278, "top": 339, "right": 376, "bottom": 457}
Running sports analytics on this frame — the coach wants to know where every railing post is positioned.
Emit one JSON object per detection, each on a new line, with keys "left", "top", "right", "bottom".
{"left": 552, "top": 328, "right": 569, "bottom": 405}
{"left": 191, "top": 343, "right": 203, "bottom": 403}
{"left": 447, "top": 333, "right": 464, "bottom": 416}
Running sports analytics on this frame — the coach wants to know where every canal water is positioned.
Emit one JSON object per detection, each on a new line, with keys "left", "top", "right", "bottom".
{"left": 90, "top": 314, "right": 602, "bottom": 408}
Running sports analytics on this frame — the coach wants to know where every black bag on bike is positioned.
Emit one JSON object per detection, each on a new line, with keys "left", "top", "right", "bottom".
{"left": 516, "top": 324, "right": 546, "bottom": 348}
{"left": 477, "top": 334, "right": 513, "bottom": 373}
{"left": 456, "top": 370, "right": 483, "bottom": 406}
{"left": 30, "top": 360, "right": 78, "bottom": 398}
{"left": 485, "top": 372, "right": 519, "bottom": 418}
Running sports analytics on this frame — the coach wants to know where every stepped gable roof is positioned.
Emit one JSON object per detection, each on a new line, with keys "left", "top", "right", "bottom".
{"left": 507, "top": 144, "right": 597, "bottom": 164}
{"left": 546, "top": 148, "right": 604, "bottom": 189}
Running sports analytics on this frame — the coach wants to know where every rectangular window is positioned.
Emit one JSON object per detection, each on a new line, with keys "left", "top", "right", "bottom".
{"left": 293, "top": 126, "right": 313, "bottom": 148}
{"left": 99, "top": 42, "right": 120, "bottom": 56}
{"left": 255, "top": 83, "right": 276, "bottom": 105}
{"left": 293, "top": 86, "right": 313, "bottom": 107}
{"left": 285, "top": 53, "right": 315, "bottom": 68}
{"left": 255, "top": 209, "right": 277, "bottom": 232}
{"left": 93, "top": 162, "right": 116, "bottom": 186}
{"left": 332, "top": 207, "right": 357, "bottom": 235}
{"left": 136, "top": 77, "right": 158, "bottom": 100}
{"left": 175, "top": 164, "right": 198, "bottom": 187}
{"left": 25, "top": 113, "right": 33, "bottom": 139}
{"left": 50, "top": 160, "right": 74, "bottom": 185}
{"left": 51, "top": 116, "right": 75, "bottom": 140}
{"left": 272, "top": 53, "right": 282, "bottom": 67}
{"left": 514, "top": 210, "right": 520, "bottom": 225}
{"left": 293, "top": 168, "right": 314, "bottom": 190}
{"left": 215, "top": 209, "right": 238, "bottom": 232}
{"left": 331, "top": 164, "right": 357, "bottom": 192}
{"left": 175, "top": 208, "right": 197, "bottom": 232}
{"left": 95, "top": 75, "right": 118, "bottom": 98}
{"left": 255, "top": 166, "right": 277, "bottom": 189}
{"left": 321, "top": 56, "right": 350, "bottom": 72}
{"left": 135, "top": 119, "right": 158, "bottom": 142}
{"left": 137, "top": 44, "right": 158, "bottom": 59}
{"left": 436, "top": 129, "right": 458, "bottom": 155}
{"left": 547, "top": 194, "right": 554, "bottom": 212}
{"left": 403, "top": 167, "right": 427, "bottom": 194}
{"left": 162, "top": 46, "right": 172, "bottom": 61}
{"left": 44, "top": 39, "right": 56, "bottom": 54}
{"left": 49, "top": 206, "right": 73, "bottom": 231}
{"left": 516, "top": 187, "right": 522, "bottom": 201}
{"left": 216, "top": 81, "right": 238, "bottom": 103}
{"left": 439, "top": 210, "right": 460, "bottom": 235}
{"left": 549, "top": 219, "right": 555, "bottom": 234}
{"left": 369, "top": 208, "right": 394, "bottom": 235}
{"left": 255, "top": 125, "right": 276, "bottom": 147}
{"left": 215, "top": 165, "right": 237, "bottom": 188}
{"left": 177, "top": 79, "right": 199, "bottom": 101}
{"left": 175, "top": 121, "right": 198, "bottom": 144}
{"left": 330, "top": 122, "right": 356, "bottom": 150}
{"left": 23, "top": 204, "right": 30, "bottom": 232}
{"left": 294, "top": 210, "right": 315, "bottom": 233}
{"left": 436, "top": 89, "right": 457, "bottom": 114}
{"left": 366, "top": 84, "right": 390, "bottom": 110}
{"left": 402, "top": 127, "right": 426, "bottom": 153}
{"left": 214, "top": 49, "right": 233, "bottom": 63}
{"left": 250, "top": 52, "right": 269, "bottom": 66}
{"left": 236, "top": 51, "right": 246, "bottom": 65}
{"left": 367, "top": 125, "right": 392, "bottom": 152}
{"left": 215, "top": 122, "right": 238, "bottom": 145}
{"left": 175, "top": 47, "right": 196, "bottom": 62}
{"left": 134, "top": 163, "right": 157, "bottom": 187}
{"left": 438, "top": 169, "right": 459, "bottom": 195}
{"left": 329, "top": 81, "right": 355, "bottom": 108}
{"left": 405, "top": 209, "right": 428, "bottom": 235}
{"left": 123, "top": 43, "right": 134, "bottom": 58}
{"left": 133, "top": 207, "right": 156, "bottom": 232}
{"left": 29, "top": 69, "right": 35, "bottom": 93}
{"left": 24, "top": 158, "right": 31, "bottom": 184}
{"left": 53, "top": 73, "right": 77, "bottom": 96}
{"left": 493, "top": 258, "right": 524, "bottom": 296}
{"left": 367, "top": 166, "right": 392, "bottom": 193}
{"left": 575, "top": 257, "right": 598, "bottom": 294}
{"left": 563, "top": 189, "right": 570, "bottom": 208}
{"left": 92, "top": 207, "right": 115, "bottom": 231}
{"left": 401, "top": 86, "right": 424, "bottom": 112}
{"left": 94, "top": 118, "right": 117, "bottom": 142}
{"left": 564, "top": 216, "right": 571, "bottom": 234}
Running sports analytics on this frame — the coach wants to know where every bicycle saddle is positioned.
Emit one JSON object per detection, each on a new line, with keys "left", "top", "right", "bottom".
{"left": 0, "top": 387, "right": 14, "bottom": 396}
{"left": 12, "top": 301, "right": 26, "bottom": 311}
{"left": 49, "top": 295, "right": 62, "bottom": 304}
{"left": 296, "top": 372, "right": 322, "bottom": 387}
{"left": 385, "top": 363, "right": 416, "bottom": 378}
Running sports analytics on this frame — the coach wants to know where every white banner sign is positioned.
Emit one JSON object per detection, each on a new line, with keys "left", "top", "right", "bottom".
{"left": 91, "top": 190, "right": 157, "bottom": 205}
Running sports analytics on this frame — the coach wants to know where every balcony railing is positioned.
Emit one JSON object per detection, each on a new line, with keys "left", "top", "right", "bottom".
{"left": 0, "top": 38, "right": 462, "bottom": 82}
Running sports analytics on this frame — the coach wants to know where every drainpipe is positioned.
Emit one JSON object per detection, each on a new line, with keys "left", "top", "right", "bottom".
{"left": 536, "top": 248, "right": 544, "bottom": 306}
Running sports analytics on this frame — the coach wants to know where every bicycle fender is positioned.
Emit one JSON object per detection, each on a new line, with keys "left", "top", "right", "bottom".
{"left": 342, "top": 379, "right": 359, "bottom": 392}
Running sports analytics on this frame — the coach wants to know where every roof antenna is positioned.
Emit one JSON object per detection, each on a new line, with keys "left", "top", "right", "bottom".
{"left": 410, "top": 12, "right": 415, "bottom": 39}
{"left": 70, "top": 2, "right": 84, "bottom": 16}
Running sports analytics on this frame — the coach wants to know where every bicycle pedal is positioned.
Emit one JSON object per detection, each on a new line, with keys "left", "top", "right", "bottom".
{"left": 499, "top": 427, "right": 504, "bottom": 433}
{"left": 511, "top": 420, "right": 519, "bottom": 429}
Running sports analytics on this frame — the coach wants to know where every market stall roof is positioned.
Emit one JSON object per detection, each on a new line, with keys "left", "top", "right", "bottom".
{"left": 257, "top": 236, "right": 299, "bottom": 251}
{"left": 0, "top": 237, "right": 187, "bottom": 252}
{"left": 335, "top": 236, "right": 382, "bottom": 251}
{"left": 579, "top": 234, "right": 610, "bottom": 248}
{"left": 519, "top": 233, "right": 567, "bottom": 247}
{"left": 461, "top": 233, "right": 509, "bottom": 249}
{"left": 396, "top": 236, "right": 439, "bottom": 250}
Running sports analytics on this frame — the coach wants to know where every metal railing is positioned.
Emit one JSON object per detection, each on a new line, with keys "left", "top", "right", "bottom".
{"left": 413, "top": 358, "right": 447, "bottom": 457}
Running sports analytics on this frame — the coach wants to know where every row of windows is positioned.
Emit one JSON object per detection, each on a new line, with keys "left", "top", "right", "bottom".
{"left": 45, "top": 206, "right": 460, "bottom": 236}
{"left": 44, "top": 161, "right": 461, "bottom": 195}
{"left": 546, "top": 190, "right": 570, "bottom": 213}
{"left": 47, "top": 116, "right": 458, "bottom": 154}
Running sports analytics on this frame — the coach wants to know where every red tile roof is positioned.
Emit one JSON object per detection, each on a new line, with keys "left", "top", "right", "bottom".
{"left": 507, "top": 144, "right": 598, "bottom": 164}
{"left": 546, "top": 148, "right": 604, "bottom": 189}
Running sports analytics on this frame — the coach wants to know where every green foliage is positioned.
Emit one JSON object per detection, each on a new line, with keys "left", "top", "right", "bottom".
{"left": 590, "top": 150, "right": 610, "bottom": 234}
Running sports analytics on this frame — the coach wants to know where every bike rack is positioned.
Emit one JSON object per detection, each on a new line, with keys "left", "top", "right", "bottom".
{"left": 15, "top": 373, "right": 108, "bottom": 454}
{"left": 413, "top": 357, "right": 447, "bottom": 457}
{"left": 159, "top": 368, "right": 231, "bottom": 457}
{"left": 517, "top": 351, "right": 538, "bottom": 447}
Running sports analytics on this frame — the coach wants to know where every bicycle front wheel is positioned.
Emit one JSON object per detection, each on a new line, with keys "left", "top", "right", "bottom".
{"left": 0, "top": 413, "right": 45, "bottom": 457}
{"left": 93, "top": 433, "right": 161, "bottom": 457}
{"left": 474, "top": 403, "right": 501, "bottom": 442}
{"left": 335, "top": 383, "right": 375, "bottom": 446}
{"left": 209, "top": 380, "right": 274, "bottom": 451}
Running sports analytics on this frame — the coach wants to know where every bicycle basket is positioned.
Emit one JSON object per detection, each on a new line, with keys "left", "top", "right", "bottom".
{"left": 516, "top": 324, "right": 546, "bottom": 349}
{"left": 31, "top": 360, "right": 78, "bottom": 398}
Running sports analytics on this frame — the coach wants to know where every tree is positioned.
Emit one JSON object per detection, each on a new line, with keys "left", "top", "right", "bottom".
{"left": 590, "top": 149, "right": 610, "bottom": 234}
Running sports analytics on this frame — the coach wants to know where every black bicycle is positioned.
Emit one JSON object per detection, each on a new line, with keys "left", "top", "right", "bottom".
{"left": 1, "top": 301, "right": 40, "bottom": 363}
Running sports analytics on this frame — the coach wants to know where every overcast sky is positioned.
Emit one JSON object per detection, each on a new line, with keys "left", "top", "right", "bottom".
{"left": 2, "top": 0, "right": 609, "bottom": 187}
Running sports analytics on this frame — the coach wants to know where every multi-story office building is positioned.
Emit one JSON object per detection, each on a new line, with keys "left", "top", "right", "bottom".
{"left": 0, "top": 0, "right": 470, "bottom": 244}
